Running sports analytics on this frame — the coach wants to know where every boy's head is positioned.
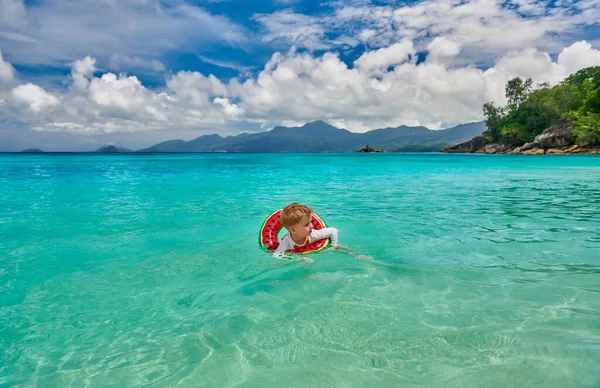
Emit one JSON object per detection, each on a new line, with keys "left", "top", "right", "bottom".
{"left": 281, "top": 202, "right": 313, "bottom": 237}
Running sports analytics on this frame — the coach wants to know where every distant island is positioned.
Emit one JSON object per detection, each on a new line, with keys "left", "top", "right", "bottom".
{"left": 443, "top": 66, "right": 600, "bottom": 155}
{"left": 20, "top": 148, "right": 44, "bottom": 153}
{"left": 95, "top": 145, "right": 133, "bottom": 153}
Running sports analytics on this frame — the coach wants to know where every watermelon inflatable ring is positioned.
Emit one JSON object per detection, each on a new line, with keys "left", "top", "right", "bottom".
{"left": 259, "top": 209, "right": 330, "bottom": 254}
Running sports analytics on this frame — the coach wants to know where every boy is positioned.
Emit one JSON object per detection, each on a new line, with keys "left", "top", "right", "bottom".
{"left": 272, "top": 202, "right": 340, "bottom": 260}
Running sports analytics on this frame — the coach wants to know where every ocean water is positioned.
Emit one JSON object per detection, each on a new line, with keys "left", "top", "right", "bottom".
{"left": 1, "top": 153, "right": 599, "bottom": 387}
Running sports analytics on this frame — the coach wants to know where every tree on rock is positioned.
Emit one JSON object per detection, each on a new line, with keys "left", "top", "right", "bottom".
{"left": 483, "top": 102, "right": 502, "bottom": 141}
{"left": 505, "top": 77, "right": 533, "bottom": 114}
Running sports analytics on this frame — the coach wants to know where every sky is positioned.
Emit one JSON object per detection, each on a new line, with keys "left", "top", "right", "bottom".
{"left": 0, "top": 0, "right": 599, "bottom": 151}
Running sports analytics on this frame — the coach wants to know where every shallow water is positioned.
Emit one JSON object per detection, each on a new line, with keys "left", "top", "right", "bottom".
{"left": 1, "top": 153, "right": 599, "bottom": 387}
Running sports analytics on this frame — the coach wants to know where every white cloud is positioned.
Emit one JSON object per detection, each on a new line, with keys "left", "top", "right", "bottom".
{"left": 427, "top": 37, "right": 461, "bottom": 64}
{"left": 109, "top": 54, "right": 166, "bottom": 72}
{"left": 11, "top": 83, "right": 60, "bottom": 112}
{"left": 494, "top": 48, "right": 562, "bottom": 84}
{"left": 166, "top": 71, "right": 229, "bottom": 106}
{"left": 214, "top": 97, "right": 244, "bottom": 119}
{"left": 0, "top": 31, "right": 39, "bottom": 44}
{"left": 70, "top": 56, "right": 97, "bottom": 92}
{"left": 88, "top": 73, "right": 164, "bottom": 119}
{"left": 197, "top": 54, "right": 253, "bottom": 73}
{"left": 2, "top": 40, "right": 600, "bottom": 135}
{"left": 557, "top": 41, "right": 600, "bottom": 75}
{"left": 354, "top": 40, "right": 415, "bottom": 72}
{"left": 253, "top": 10, "right": 329, "bottom": 50}
{"left": 0, "top": 48, "right": 15, "bottom": 81}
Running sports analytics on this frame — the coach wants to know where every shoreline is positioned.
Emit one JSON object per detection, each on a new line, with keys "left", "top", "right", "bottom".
{"left": 442, "top": 143, "right": 600, "bottom": 155}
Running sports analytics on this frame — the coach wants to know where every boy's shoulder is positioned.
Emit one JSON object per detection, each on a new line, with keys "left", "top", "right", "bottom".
{"left": 280, "top": 232, "right": 293, "bottom": 245}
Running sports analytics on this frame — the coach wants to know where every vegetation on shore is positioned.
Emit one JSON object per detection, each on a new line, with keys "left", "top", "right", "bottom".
{"left": 483, "top": 66, "right": 600, "bottom": 146}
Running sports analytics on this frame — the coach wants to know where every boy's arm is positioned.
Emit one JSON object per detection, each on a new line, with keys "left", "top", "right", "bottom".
{"left": 272, "top": 236, "right": 293, "bottom": 259}
{"left": 310, "top": 227, "right": 339, "bottom": 247}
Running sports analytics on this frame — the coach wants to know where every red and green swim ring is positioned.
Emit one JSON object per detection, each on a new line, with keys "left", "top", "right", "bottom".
{"left": 259, "top": 209, "right": 330, "bottom": 254}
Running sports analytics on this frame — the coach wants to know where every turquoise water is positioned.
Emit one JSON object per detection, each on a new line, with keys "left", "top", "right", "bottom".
{"left": 1, "top": 153, "right": 599, "bottom": 387}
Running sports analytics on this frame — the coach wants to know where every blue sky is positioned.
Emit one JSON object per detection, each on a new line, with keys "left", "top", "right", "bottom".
{"left": 0, "top": 0, "right": 599, "bottom": 151}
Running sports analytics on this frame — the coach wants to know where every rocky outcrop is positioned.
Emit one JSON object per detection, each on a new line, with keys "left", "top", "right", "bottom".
{"left": 562, "top": 145, "right": 600, "bottom": 154}
{"left": 442, "top": 121, "right": 600, "bottom": 155}
{"left": 521, "top": 147, "right": 545, "bottom": 155}
{"left": 441, "top": 135, "right": 491, "bottom": 153}
{"left": 514, "top": 120, "right": 574, "bottom": 153}
{"left": 536, "top": 120, "right": 575, "bottom": 147}
{"left": 357, "top": 145, "right": 385, "bottom": 153}
{"left": 474, "top": 143, "right": 514, "bottom": 154}
{"left": 512, "top": 145, "right": 600, "bottom": 154}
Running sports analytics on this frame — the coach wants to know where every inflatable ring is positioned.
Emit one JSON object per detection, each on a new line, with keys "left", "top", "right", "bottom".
{"left": 259, "top": 209, "right": 330, "bottom": 254}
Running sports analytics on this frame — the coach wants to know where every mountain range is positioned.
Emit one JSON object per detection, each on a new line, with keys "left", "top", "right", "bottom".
{"left": 136, "top": 120, "right": 486, "bottom": 153}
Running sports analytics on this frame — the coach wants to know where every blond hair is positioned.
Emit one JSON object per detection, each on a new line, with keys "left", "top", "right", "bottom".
{"left": 281, "top": 202, "right": 313, "bottom": 228}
